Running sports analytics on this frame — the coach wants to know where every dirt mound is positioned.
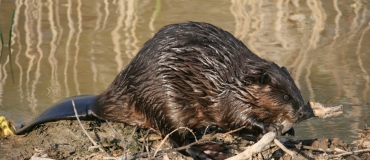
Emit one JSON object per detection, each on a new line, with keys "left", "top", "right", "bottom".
{"left": 1, "top": 120, "right": 369, "bottom": 159}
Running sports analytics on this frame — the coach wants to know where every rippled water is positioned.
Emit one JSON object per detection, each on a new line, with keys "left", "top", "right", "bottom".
{"left": 0, "top": 0, "right": 369, "bottom": 143}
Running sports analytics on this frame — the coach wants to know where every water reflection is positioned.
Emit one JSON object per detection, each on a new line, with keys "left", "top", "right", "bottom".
{"left": 0, "top": 0, "right": 369, "bottom": 142}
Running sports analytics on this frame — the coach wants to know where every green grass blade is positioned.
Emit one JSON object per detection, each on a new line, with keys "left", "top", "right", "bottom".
{"left": 0, "top": 25, "right": 4, "bottom": 46}
{"left": 0, "top": 25, "right": 3, "bottom": 61}
{"left": 8, "top": 10, "right": 15, "bottom": 47}
{"left": 0, "top": 43, "right": 3, "bottom": 62}
{"left": 8, "top": 10, "right": 16, "bottom": 84}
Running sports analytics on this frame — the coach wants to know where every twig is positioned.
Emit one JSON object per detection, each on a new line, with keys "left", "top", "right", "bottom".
{"left": 141, "top": 130, "right": 152, "bottom": 159}
{"left": 71, "top": 100, "right": 107, "bottom": 154}
{"left": 226, "top": 131, "right": 276, "bottom": 160}
{"left": 301, "top": 145, "right": 346, "bottom": 153}
{"left": 153, "top": 127, "right": 196, "bottom": 157}
{"left": 203, "top": 125, "right": 210, "bottom": 137}
{"left": 225, "top": 126, "right": 246, "bottom": 134}
{"left": 88, "top": 145, "right": 105, "bottom": 150}
{"left": 328, "top": 149, "right": 370, "bottom": 158}
{"left": 274, "top": 139, "right": 299, "bottom": 159}
{"left": 138, "top": 133, "right": 162, "bottom": 142}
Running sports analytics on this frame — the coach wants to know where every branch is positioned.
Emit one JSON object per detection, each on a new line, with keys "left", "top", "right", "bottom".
{"left": 226, "top": 132, "right": 276, "bottom": 160}
{"left": 274, "top": 139, "right": 299, "bottom": 159}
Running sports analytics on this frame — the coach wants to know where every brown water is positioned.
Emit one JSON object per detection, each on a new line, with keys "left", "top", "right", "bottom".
{"left": 0, "top": 0, "right": 369, "bottom": 143}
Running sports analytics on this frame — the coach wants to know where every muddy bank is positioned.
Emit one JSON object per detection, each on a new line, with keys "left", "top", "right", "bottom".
{"left": 1, "top": 120, "right": 369, "bottom": 159}
{"left": 0, "top": 120, "right": 188, "bottom": 160}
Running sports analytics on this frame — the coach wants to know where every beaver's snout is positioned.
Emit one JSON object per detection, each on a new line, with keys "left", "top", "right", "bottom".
{"left": 297, "top": 102, "right": 315, "bottom": 122}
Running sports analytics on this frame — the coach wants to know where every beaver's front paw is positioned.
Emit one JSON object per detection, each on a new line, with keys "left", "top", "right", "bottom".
{"left": 282, "top": 128, "right": 295, "bottom": 136}
{"left": 186, "top": 143, "right": 228, "bottom": 160}
{"left": 264, "top": 124, "right": 284, "bottom": 136}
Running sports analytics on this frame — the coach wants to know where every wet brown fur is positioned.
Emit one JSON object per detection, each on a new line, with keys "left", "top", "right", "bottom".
{"left": 92, "top": 22, "right": 309, "bottom": 156}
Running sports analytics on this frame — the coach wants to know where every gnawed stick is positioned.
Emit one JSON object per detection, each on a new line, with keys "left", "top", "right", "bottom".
{"left": 281, "top": 102, "right": 343, "bottom": 134}
{"left": 309, "top": 102, "right": 343, "bottom": 119}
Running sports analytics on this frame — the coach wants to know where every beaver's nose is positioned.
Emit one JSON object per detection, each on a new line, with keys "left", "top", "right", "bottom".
{"left": 298, "top": 102, "right": 314, "bottom": 121}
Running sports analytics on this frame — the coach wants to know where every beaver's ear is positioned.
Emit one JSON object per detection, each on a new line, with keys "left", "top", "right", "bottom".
{"left": 260, "top": 72, "right": 270, "bottom": 84}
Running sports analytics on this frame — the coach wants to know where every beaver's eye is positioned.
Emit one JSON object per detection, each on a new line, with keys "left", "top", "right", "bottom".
{"left": 283, "top": 94, "right": 290, "bottom": 101}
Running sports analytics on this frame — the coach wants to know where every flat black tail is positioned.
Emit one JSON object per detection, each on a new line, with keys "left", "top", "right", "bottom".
{"left": 15, "top": 95, "right": 98, "bottom": 134}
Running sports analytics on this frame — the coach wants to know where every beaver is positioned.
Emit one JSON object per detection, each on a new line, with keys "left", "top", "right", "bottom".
{"left": 15, "top": 22, "right": 313, "bottom": 159}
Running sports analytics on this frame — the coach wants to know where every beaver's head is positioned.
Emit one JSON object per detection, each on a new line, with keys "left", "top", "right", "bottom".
{"left": 225, "top": 61, "right": 313, "bottom": 135}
